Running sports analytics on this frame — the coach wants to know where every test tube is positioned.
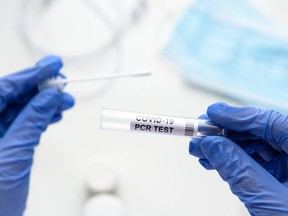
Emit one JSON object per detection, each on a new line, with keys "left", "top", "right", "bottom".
{"left": 101, "top": 109, "right": 226, "bottom": 137}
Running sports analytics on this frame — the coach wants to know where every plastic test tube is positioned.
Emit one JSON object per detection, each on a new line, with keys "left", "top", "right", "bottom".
{"left": 101, "top": 109, "right": 226, "bottom": 137}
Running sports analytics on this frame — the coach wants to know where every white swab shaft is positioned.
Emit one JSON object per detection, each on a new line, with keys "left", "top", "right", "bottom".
{"left": 62, "top": 70, "right": 151, "bottom": 84}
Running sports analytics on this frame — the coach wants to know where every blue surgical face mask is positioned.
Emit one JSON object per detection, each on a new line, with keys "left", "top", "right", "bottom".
{"left": 163, "top": 0, "right": 288, "bottom": 113}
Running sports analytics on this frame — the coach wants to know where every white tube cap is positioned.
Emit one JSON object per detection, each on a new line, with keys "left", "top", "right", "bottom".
{"left": 84, "top": 194, "right": 123, "bottom": 216}
{"left": 84, "top": 161, "right": 118, "bottom": 194}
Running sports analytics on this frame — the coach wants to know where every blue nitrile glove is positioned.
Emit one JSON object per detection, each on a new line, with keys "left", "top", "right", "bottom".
{"left": 0, "top": 56, "right": 74, "bottom": 216}
{"left": 189, "top": 102, "right": 288, "bottom": 215}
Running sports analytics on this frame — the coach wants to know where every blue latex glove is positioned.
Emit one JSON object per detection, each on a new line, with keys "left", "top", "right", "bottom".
{"left": 0, "top": 56, "right": 74, "bottom": 216}
{"left": 190, "top": 102, "right": 288, "bottom": 215}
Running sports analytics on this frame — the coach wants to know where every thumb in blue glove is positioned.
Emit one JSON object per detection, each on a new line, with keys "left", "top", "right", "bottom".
{"left": 0, "top": 56, "right": 74, "bottom": 216}
{"left": 190, "top": 102, "right": 288, "bottom": 215}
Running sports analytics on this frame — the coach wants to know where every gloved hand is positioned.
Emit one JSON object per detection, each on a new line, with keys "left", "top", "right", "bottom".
{"left": 0, "top": 56, "right": 74, "bottom": 216}
{"left": 189, "top": 102, "right": 288, "bottom": 216}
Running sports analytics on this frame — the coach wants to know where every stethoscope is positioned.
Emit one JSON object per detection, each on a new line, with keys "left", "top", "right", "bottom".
{"left": 15, "top": 0, "right": 149, "bottom": 61}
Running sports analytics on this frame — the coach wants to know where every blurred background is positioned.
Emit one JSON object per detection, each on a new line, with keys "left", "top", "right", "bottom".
{"left": 1, "top": 0, "right": 288, "bottom": 215}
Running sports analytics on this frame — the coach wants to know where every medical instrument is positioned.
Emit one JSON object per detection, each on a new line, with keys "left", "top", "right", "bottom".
{"left": 15, "top": 0, "right": 149, "bottom": 96}
{"left": 38, "top": 70, "right": 151, "bottom": 91}
{"left": 16, "top": 0, "right": 149, "bottom": 60}
{"left": 190, "top": 102, "right": 288, "bottom": 215}
{"left": 101, "top": 109, "right": 226, "bottom": 137}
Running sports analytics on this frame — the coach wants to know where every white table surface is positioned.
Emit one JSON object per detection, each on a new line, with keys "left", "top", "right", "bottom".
{"left": 0, "top": 0, "right": 287, "bottom": 215}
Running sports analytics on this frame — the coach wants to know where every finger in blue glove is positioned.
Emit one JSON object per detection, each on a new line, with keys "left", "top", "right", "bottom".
{"left": 189, "top": 102, "right": 288, "bottom": 215}
{"left": 196, "top": 136, "right": 288, "bottom": 215}
{"left": 0, "top": 56, "right": 74, "bottom": 216}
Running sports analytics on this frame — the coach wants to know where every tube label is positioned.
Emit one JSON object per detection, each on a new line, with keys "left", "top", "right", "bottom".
{"left": 130, "top": 114, "right": 197, "bottom": 136}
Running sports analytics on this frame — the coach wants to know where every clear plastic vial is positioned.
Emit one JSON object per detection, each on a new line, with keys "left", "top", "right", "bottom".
{"left": 101, "top": 109, "right": 226, "bottom": 137}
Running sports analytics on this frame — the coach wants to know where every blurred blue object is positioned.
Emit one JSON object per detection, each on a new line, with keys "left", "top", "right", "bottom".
{"left": 163, "top": 0, "right": 288, "bottom": 112}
